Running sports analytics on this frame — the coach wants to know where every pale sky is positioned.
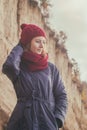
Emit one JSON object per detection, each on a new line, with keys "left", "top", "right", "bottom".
{"left": 49, "top": 0, "right": 87, "bottom": 81}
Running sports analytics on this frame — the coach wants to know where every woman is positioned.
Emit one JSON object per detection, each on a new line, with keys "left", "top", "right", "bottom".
{"left": 2, "top": 23, "right": 67, "bottom": 130}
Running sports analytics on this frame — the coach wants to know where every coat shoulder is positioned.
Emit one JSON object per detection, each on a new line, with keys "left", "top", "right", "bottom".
{"left": 48, "top": 62, "right": 55, "bottom": 69}
{"left": 48, "top": 62, "right": 59, "bottom": 73}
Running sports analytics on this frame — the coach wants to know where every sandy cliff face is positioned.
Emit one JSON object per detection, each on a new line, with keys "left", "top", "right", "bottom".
{"left": 0, "top": 0, "right": 87, "bottom": 130}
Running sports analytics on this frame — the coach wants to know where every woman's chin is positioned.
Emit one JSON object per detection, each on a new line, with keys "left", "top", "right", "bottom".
{"left": 36, "top": 51, "right": 42, "bottom": 54}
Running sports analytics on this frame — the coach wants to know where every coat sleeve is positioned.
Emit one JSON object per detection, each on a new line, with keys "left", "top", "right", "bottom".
{"left": 53, "top": 66, "right": 68, "bottom": 128}
{"left": 2, "top": 43, "right": 23, "bottom": 83}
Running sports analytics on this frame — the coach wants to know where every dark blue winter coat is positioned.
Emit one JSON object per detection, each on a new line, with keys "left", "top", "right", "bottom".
{"left": 2, "top": 43, "right": 67, "bottom": 130}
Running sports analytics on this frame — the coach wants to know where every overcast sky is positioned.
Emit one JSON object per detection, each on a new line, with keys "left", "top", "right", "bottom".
{"left": 49, "top": 0, "right": 87, "bottom": 82}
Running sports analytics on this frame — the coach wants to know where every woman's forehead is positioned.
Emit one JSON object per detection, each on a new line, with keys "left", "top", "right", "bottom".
{"left": 34, "top": 36, "right": 46, "bottom": 41}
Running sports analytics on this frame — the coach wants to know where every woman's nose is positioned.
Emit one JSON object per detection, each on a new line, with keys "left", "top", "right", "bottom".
{"left": 39, "top": 42, "right": 43, "bottom": 48}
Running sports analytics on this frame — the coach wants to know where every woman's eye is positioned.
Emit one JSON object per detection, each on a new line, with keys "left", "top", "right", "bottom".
{"left": 36, "top": 40, "right": 40, "bottom": 43}
{"left": 35, "top": 40, "right": 46, "bottom": 44}
{"left": 43, "top": 41, "right": 46, "bottom": 44}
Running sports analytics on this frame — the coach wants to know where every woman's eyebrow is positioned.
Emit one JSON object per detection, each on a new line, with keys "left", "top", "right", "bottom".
{"left": 35, "top": 39, "right": 46, "bottom": 42}
{"left": 36, "top": 39, "right": 40, "bottom": 40}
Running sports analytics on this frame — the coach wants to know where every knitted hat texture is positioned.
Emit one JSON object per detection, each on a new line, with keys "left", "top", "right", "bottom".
{"left": 20, "top": 23, "right": 46, "bottom": 46}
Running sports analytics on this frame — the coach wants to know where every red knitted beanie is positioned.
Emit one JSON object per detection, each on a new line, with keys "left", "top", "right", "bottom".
{"left": 20, "top": 23, "right": 46, "bottom": 46}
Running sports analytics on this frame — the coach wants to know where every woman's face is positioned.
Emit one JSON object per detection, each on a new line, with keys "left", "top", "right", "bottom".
{"left": 30, "top": 36, "right": 46, "bottom": 54}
